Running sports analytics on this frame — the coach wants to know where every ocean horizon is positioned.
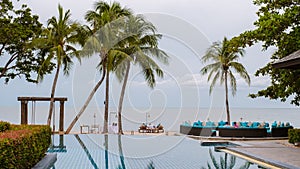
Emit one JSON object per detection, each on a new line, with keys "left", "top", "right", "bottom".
{"left": 1, "top": 106, "right": 299, "bottom": 133}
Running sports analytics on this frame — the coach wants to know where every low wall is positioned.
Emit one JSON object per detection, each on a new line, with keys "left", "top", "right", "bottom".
{"left": 180, "top": 125, "right": 216, "bottom": 136}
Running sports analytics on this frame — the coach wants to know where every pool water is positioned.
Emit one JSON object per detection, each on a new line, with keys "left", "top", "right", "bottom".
{"left": 48, "top": 134, "right": 261, "bottom": 169}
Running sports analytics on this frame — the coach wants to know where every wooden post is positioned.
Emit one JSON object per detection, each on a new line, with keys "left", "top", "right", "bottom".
{"left": 59, "top": 101, "right": 64, "bottom": 133}
{"left": 21, "top": 101, "right": 28, "bottom": 124}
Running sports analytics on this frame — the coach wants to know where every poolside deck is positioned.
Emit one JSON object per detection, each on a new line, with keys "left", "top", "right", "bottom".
{"left": 219, "top": 140, "right": 300, "bottom": 169}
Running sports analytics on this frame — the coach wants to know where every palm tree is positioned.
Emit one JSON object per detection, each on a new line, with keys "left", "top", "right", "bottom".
{"left": 200, "top": 37, "right": 250, "bottom": 124}
{"left": 36, "top": 5, "right": 85, "bottom": 126}
{"left": 114, "top": 15, "right": 169, "bottom": 134}
{"left": 65, "top": 1, "right": 132, "bottom": 134}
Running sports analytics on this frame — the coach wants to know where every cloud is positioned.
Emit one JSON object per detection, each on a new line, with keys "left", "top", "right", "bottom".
{"left": 235, "top": 74, "right": 270, "bottom": 88}
{"left": 179, "top": 74, "right": 208, "bottom": 87}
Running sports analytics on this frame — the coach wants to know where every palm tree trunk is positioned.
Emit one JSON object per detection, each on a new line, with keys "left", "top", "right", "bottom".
{"left": 103, "top": 68, "right": 110, "bottom": 133}
{"left": 65, "top": 68, "right": 106, "bottom": 134}
{"left": 224, "top": 71, "right": 230, "bottom": 124}
{"left": 117, "top": 61, "right": 130, "bottom": 135}
{"left": 47, "top": 65, "right": 60, "bottom": 126}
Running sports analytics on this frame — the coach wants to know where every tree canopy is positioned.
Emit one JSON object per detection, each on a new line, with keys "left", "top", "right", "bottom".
{"left": 236, "top": 0, "right": 300, "bottom": 106}
{"left": 0, "top": 0, "right": 52, "bottom": 84}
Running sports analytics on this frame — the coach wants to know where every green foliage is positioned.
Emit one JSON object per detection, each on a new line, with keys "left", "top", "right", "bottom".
{"left": 0, "top": 125, "right": 51, "bottom": 169}
{"left": 113, "top": 15, "right": 169, "bottom": 88}
{"left": 237, "top": 0, "right": 300, "bottom": 106}
{"left": 0, "top": 0, "right": 53, "bottom": 84}
{"left": 288, "top": 129, "right": 300, "bottom": 144}
{"left": 201, "top": 37, "right": 250, "bottom": 95}
{"left": 35, "top": 4, "right": 87, "bottom": 81}
{"left": 0, "top": 121, "right": 11, "bottom": 132}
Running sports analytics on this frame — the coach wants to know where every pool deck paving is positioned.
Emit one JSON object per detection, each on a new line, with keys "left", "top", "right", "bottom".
{"left": 220, "top": 140, "right": 300, "bottom": 169}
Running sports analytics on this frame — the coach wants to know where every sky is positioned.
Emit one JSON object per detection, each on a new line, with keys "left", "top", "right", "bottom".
{"left": 1, "top": 0, "right": 295, "bottom": 110}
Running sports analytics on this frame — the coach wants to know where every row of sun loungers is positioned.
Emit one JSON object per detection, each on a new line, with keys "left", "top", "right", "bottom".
{"left": 180, "top": 120, "right": 293, "bottom": 137}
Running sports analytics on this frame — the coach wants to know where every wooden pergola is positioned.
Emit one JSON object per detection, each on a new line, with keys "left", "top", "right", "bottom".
{"left": 17, "top": 97, "right": 67, "bottom": 133}
{"left": 272, "top": 50, "right": 300, "bottom": 69}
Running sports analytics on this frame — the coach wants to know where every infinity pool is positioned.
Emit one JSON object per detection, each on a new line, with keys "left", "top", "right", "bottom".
{"left": 48, "top": 134, "right": 260, "bottom": 169}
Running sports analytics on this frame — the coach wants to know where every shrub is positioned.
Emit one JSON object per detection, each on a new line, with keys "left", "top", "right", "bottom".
{"left": 0, "top": 125, "right": 51, "bottom": 169}
{"left": 0, "top": 121, "right": 11, "bottom": 132}
{"left": 288, "top": 128, "right": 300, "bottom": 144}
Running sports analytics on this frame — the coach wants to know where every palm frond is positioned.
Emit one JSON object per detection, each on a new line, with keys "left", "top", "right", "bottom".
{"left": 209, "top": 69, "right": 221, "bottom": 95}
{"left": 143, "top": 68, "right": 155, "bottom": 88}
{"left": 228, "top": 70, "right": 237, "bottom": 96}
{"left": 220, "top": 155, "right": 225, "bottom": 169}
{"left": 209, "top": 149, "right": 220, "bottom": 169}
{"left": 114, "top": 59, "right": 128, "bottom": 82}
{"left": 200, "top": 62, "right": 220, "bottom": 76}
{"left": 230, "top": 62, "right": 251, "bottom": 86}
{"left": 37, "top": 52, "right": 55, "bottom": 82}
{"left": 228, "top": 155, "right": 236, "bottom": 169}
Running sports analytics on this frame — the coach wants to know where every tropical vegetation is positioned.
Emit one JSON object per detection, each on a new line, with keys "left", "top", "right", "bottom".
{"left": 288, "top": 129, "right": 300, "bottom": 144}
{"left": 66, "top": 1, "right": 168, "bottom": 134}
{"left": 235, "top": 0, "right": 300, "bottom": 106}
{"left": 0, "top": 124, "right": 51, "bottom": 169}
{"left": 201, "top": 37, "right": 250, "bottom": 124}
{"left": 66, "top": 1, "right": 132, "bottom": 134}
{"left": 0, "top": 0, "right": 52, "bottom": 84}
{"left": 35, "top": 5, "right": 87, "bottom": 126}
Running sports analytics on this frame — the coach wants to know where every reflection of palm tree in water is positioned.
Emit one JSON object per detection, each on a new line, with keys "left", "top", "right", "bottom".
{"left": 146, "top": 161, "right": 155, "bottom": 169}
{"left": 116, "top": 135, "right": 155, "bottom": 169}
{"left": 74, "top": 135, "right": 99, "bottom": 169}
{"left": 117, "top": 135, "right": 126, "bottom": 169}
{"left": 202, "top": 148, "right": 251, "bottom": 169}
{"left": 104, "top": 134, "right": 109, "bottom": 169}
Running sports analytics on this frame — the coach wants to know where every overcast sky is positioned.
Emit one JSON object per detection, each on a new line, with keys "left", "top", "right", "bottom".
{"left": 1, "top": 0, "right": 295, "bottom": 110}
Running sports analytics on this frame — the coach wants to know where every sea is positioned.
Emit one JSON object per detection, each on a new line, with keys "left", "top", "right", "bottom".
{"left": 1, "top": 106, "right": 299, "bottom": 133}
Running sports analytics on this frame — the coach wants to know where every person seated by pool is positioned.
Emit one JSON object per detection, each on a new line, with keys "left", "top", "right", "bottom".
{"left": 258, "top": 122, "right": 265, "bottom": 128}
{"left": 247, "top": 121, "right": 252, "bottom": 127}
{"left": 233, "top": 122, "right": 239, "bottom": 128}
{"left": 222, "top": 122, "right": 231, "bottom": 127}
{"left": 147, "top": 123, "right": 153, "bottom": 129}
